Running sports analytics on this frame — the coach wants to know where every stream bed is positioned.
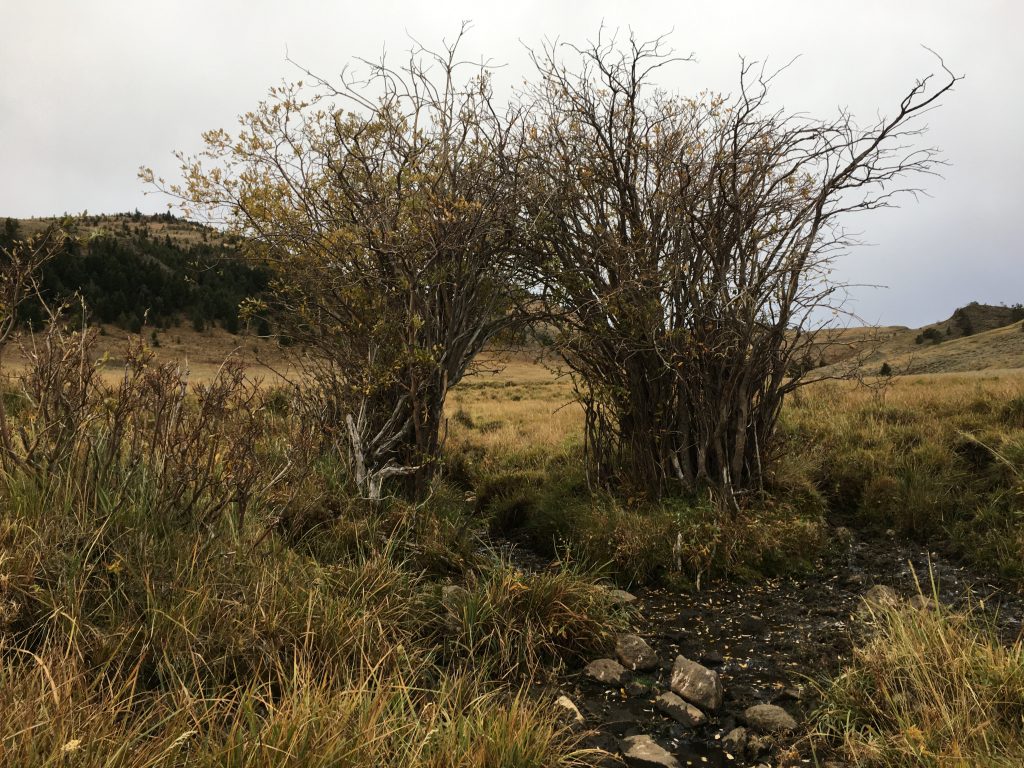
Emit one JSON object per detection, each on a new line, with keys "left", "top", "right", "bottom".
{"left": 534, "top": 530, "right": 1024, "bottom": 767}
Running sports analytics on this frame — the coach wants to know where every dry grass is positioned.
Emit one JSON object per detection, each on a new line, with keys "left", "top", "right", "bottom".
{"left": 817, "top": 319, "right": 1024, "bottom": 377}
{"left": 446, "top": 357, "right": 828, "bottom": 586}
{"left": 783, "top": 372, "right": 1024, "bottom": 579}
{"left": 448, "top": 357, "right": 581, "bottom": 461}
{"left": 2, "top": 324, "right": 293, "bottom": 386}
{"left": 2, "top": 331, "right": 1022, "bottom": 765}
{"left": 813, "top": 592, "right": 1024, "bottom": 767}
{"left": 0, "top": 337, "right": 624, "bottom": 767}
{"left": 15, "top": 214, "right": 220, "bottom": 248}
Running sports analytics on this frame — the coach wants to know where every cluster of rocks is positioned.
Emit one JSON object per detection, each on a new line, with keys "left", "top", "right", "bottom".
{"left": 536, "top": 522, "right": 1024, "bottom": 768}
{"left": 569, "top": 618, "right": 799, "bottom": 768}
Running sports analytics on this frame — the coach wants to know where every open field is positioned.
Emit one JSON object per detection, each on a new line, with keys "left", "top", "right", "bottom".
{"left": 2, "top": 324, "right": 291, "bottom": 385}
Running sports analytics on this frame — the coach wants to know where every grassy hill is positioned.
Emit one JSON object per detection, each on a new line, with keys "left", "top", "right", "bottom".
{"left": 817, "top": 302, "right": 1024, "bottom": 376}
{"left": 14, "top": 210, "right": 222, "bottom": 248}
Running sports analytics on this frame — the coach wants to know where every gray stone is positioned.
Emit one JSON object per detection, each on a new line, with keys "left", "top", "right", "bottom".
{"left": 604, "top": 706, "right": 640, "bottom": 736}
{"left": 586, "top": 658, "right": 629, "bottom": 686}
{"left": 654, "top": 691, "right": 706, "bottom": 727}
{"left": 620, "top": 735, "right": 681, "bottom": 768}
{"left": 744, "top": 703, "right": 798, "bottom": 734}
{"left": 721, "top": 726, "right": 748, "bottom": 756}
{"left": 863, "top": 584, "right": 902, "bottom": 610}
{"left": 608, "top": 588, "right": 638, "bottom": 605}
{"left": 699, "top": 650, "right": 724, "bottom": 666}
{"left": 616, "top": 633, "right": 659, "bottom": 671}
{"left": 669, "top": 655, "right": 723, "bottom": 711}
{"left": 554, "top": 695, "right": 584, "bottom": 726}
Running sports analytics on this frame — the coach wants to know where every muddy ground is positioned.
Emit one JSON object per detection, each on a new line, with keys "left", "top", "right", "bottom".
{"left": 530, "top": 531, "right": 1024, "bottom": 767}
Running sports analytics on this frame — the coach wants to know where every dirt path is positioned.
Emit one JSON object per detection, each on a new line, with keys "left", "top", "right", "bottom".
{"left": 543, "top": 531, "right": 1024, "bottom": 767}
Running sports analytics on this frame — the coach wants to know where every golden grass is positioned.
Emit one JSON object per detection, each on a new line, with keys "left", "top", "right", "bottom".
{"left": 451, "top": 359, "right": 1024, "bottom": 462}
{"left": 1, "top": 329, "right": 1021, "bottom": 765}
{"left": 2, "top": 324, "right": 294, "bottom": 386}
{"left": 448, "top": 358, "right": 580, "bottom": 460}
{"left": 819, "top": 320, "right": 1024, "bottom": 376}
{"left": 813, "top": 594, "right": 1024, "bottom": 767}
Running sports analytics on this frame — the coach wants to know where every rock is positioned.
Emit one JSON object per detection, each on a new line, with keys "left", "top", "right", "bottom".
{"left": 721, "top": 726, "right": 748, "bottom": 755}
{"left": 616, "top": 633, "right": 660, "bottom": 671}
{"left": 670, "top": 655, "right": 723, "bottom": 711}
{"left": 608, "top": 588, "right": 638, "bottom": 605}
{"left": 604, "top": 706, "right": 640, "bottom": 736}
{"left": 743, "top": 703, "right": 798, "bottom": 734}
{"left": 654, "top": 691, "right": 706, "bottom": 727}
{"left": 554, "top": 695, "right": 584, "bottom": 726}
{"left": 620, "top": 735, "right": 681, "bottom": 768}
{"left": 586, "top": 658, "right": 629, "bottom": 686}
{"left": 862, "top": 584, "right": 901, "bottom": 610}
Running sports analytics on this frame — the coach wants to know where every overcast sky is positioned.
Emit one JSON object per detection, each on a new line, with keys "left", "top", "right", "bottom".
{"left": 1, "top": 0, "right": 1020, "bottom": 326}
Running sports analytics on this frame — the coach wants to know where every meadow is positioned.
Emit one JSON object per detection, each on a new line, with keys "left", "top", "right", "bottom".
{"left": 1, "top": 331, "right": 1023, "bottom": 767}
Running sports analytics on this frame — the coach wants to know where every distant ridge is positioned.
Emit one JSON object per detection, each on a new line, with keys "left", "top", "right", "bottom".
{"left": 816, "top": 302, "right": 1024, "bottom": 376}
{"left": 2, "top": 212, "right": 267, "bottom": 334}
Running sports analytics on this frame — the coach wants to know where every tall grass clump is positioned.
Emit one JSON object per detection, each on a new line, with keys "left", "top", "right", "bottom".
{"left": 783, "top": 376, "right": 1024, "bottom": 580}
{"left": 0, "top": 322, "right": 623, "bottom": 766}
{"left": 813, "top": 597, "right": 1024, "bottom": 767}
{"left": 428, "top": 557, "right": 624, "bottom": 677}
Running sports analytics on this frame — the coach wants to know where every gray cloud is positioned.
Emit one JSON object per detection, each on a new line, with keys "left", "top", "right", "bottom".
{"left": 1, "top": 0, "right": 1019, "bottom": 326}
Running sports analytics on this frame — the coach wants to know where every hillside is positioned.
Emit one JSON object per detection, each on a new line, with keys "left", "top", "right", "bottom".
{"left": 13, "top": 211, "right": 221, "bottom": 248}
{"left": 2, "top": 213, "right": 267, "bottom": 333}
{"left": 817, "top": 302, "right": 1024, "bottom": 376}
{"left": 860, "top": 320, "right": 1024, "bottom": 375}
